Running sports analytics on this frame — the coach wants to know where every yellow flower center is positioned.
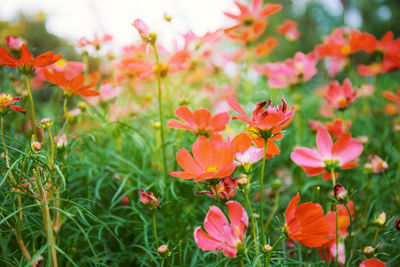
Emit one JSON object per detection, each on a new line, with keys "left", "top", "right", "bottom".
{"left": 0, "top": 94, "right": 13, "bottom": 104}
{"left": 205, "top": 166, "right": 218, "bottom": 173}
{"left": 340, "top": 45, "right": 351, "bottom": 56}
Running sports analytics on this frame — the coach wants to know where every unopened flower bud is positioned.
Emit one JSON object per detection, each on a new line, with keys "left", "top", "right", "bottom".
{"left": 363, "top": 246, "right": 375, "bottom": 256}
{"left": 163, "top": 13, "right": 172, "bottom": 22}
{"left": 39, "top": 118, "right": 52, "bottom": 128}
{"left": 122, "top": 195, "right": 129, "bottom": 206}
{"left": 157, "top": 244, "right": 168, "bottom": 254}
{"left": 237, "top": 177, "right": 248, "bottom": 186}
{"left": 364, "top": 162, "right": 373, "bottom": 173}
{"left": 148, "top": 32, "right": 157, "bottom": 44}
{"left": 395, "top": 218, "right": 400, "bottom": 232}
{"left": 153, "top": 121, "right": 161, "bottom": 129}
{"left": 31, "top": 141, "right": 42, "bottom": 152}
{"left": 375, "top": 211, "right": 386, "bottom": 226}
{"left": 139, "top": 189, "right": 160, "bottom": 209}
{"left": 334, "top": 183, "right": 347, "bottom": 201}
{"left": 78, "top": 101, "right": 87, "bottom": 111}
{"left": 263, "top": 244, "right": 272, "bottom": 251}
{"left": 272, "top": 179, "right": 282, "bottom": 190}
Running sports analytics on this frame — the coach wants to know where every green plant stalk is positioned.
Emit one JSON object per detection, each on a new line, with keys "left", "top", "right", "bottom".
{"left": 265, "top": 189, "right": 280, "bottom": 231}
{"left": 25, "top": 75, "right": 37, "bottom": 140}
{"left": 322, "top": 244, "right": 329, "bottom": 267}
{"left": 63, "top": 97, "right": 69, "bottom": 142}
{"left": 331, "top": 168, "right": 338, "bottom": 267}
{"left": 153, "top": 211, "right": 159, "bottom": 247}
{"left": 47, "top": 127, "right": 55, "bottom": 165}
{"left": 151, "top": 43, "right": 168, "bottom": 181}
{"left": 33, "top": 168, "right": 58, "bottom": 267}
{"left": 239, "top": 257, "right": 245, "bottom": 267}
{"left": 265, "top": 234, "right": 284, "bottom": 267}
{"left": 344, "top": 202, "right": 353, "bottom": 266}
{"left": 259, "top": 139, "right": 268, "bottom": 246}
{"left": 243, "top": 182, "right": 258, "bottom": 254}
{"left": 373, "top": 228, "right": 379, "bottom": 246}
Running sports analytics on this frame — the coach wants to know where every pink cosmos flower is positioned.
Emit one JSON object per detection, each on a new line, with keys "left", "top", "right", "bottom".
{"left": 223, "top": 0, "right": 282, "bottom": 43}
{"left": 85, "top": 82, "right": 123, "bottom": 106}
{"left": 364, "top": 155, "right": 388, "bottom": 174}
{"left": 5, "top": 36, "right": 25, "bottom": 51}
{"left": 234, "top": 146, "right": 264, "bottom": 167}
{"left": 276, "top": 20, "right": 300, "bottom": 41}
{"left": 290, "top": 127, "right": 363, "bottom": 180}
{"left": 325, "top": 56, "right": 349, "bottom": 77}
{"left": 255, "top": 52, "right": 318, "bottom": 89}
{"left": 194, "top": 201, "right": 248, "bottom": 258}
{"left": 78, "top": 33, "right": 112, "bottom": 50}
{"left": 54, "top": 134, "right": 67, "bottom": 149}
{"left": 326, "top": 78, "right": 357, "bottom": 109}
{"left": 360, "top": 258, "right": 387, "bottom": 267}
{"left": 167, "top": 106, "right": 230, "bottom": 136}
{"left": 132, "top": 19, "right": 155, "bottom": 43}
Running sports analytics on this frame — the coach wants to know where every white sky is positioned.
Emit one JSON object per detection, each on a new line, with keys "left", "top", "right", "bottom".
{"left": 1, "top": 0, "right": 234, "bottom": 51}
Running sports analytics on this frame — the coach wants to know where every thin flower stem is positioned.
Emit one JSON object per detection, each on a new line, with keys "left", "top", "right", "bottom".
{"left": 332, "top": 168, "right": 338, "bottom": 267}
{"left": 344, "top": 202, "right": 353, "bottom": 266}
{"left": 259, "top": 139, "right": 268, "bottom": 246}
{"left": 63, "top": 98, "right": 69, "bottom": 141}
{"left": 373, "top": 228, "right": 379, "bottom": 246}
{"left": 239, "top": 257, "right": 245, "bottom": 267}
{"left": 152, "top": 43, "right": 168, "bottom": 181}
{"left": 48, "top": 127, "right": 55, "bottom": 165}
{"left": 1, "top": 116, "right": 12, "bottom": 177}
{"left": 33, "top": 168, "right": 58, "bottom": 267}
{"left": 152, "top": 211, "right": 159, "bottom": 247}
{"left": 25, "top": 75, "right": 37, "bottom": 140}
{"left": 265, "top": 234, "right": 284, "bottom": 267}
{"left": 322, "top": 244, "right": 329, "bottom": 267}
{"left": 265, "top": 188, "right": 280, "bottom": 231}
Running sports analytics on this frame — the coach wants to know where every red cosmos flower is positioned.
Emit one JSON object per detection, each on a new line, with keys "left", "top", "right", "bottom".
{"left": 284, "top": 193, "right": 330, "bottom": 247}
{"left": 359, "top": 258, "right": 387, "bottom": 267}
{"left": 357, "top": 63, "right": 383, "bottom": 77}
{"left": 326, "top": 79, "right": 357, "bottom": 110}
{"left": 0, "top": 44, "right": 61, "bottom": 74}
{"left": 0, "top": 93, "right": 25, "bottom": 114}
{"left": 290, "top": 127, "right": 363, "bottom": 180}
{"left": 167, "top": 106, "right": 230, "bottom": 136}
{"left": 139, "top": 189, "right": 160, "bottom": 209}
{"left": 277, "top": 20, "right": 300, "bottom": 41}
{"left": 195, "top": 177, "right": 238, "bottom": 200}
{"left": 78, "top": 33, "right": 112, "bottom": 50}
{"left": 227, "top": 96, "right": 294, "bottom": 134}
{"left": 194, "top": 201, "right": 248, "bottom": 258}
{"left": 170, "top": 135, "right": 235, "bottom": 182}
{"left": 44, "top": 69, "right": 99, "bottom": 98}
{"left": 223, "top": 0, "right": 282, "bottom": 43}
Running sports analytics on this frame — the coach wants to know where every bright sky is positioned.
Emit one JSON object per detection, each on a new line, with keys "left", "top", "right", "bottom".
{"left": 1, "top": 0, "right": 234, "bottom": 51}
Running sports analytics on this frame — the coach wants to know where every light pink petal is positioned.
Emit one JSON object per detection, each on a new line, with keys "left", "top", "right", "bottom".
{"left": 290, "top": 147, "right": 324, "bottom": 167}
{"left": 316, "top": 128, "right": 333, "bottom": 157}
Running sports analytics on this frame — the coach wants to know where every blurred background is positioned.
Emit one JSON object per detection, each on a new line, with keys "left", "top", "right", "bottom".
{"left": 1, "top": 0, "right": 399, "bottom": 59}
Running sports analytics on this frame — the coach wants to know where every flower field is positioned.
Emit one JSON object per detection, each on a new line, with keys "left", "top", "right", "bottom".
{"left": 1, "top": 0, "right": 400, "bottom": 266}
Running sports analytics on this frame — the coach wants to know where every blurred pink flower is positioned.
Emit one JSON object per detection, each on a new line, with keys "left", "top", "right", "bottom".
{"left": 290, "top": 128, "right": 363, "bottom": 180}
{"left": 277, "top": 20, "right": 300, "bottom": 41}
{"left": 85, "top": 82, "right": 123, "bottom": 106}
{"left": 5, "top": 36, "right": 25, "bottom": 51}
{"left": 78, "top": 33, "right": 112, "bottom": 50}
{"left": 326, "top": 79, "right": 357, "bottom": 109}
{"left": 194, "top": 201, "right": 248, "bottom": 258}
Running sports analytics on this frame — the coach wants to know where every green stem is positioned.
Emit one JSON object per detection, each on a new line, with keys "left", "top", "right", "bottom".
{"left": 322, "top": 244, "right": 329, "bottom": 267}
{"left": 244, "top": 185, "right": 258, "bottom": 253}
{"left": 48, "top": 127, "right": 55, "bottom": 165}
{"left": 266, "top": 235, "right": 284, "bottom": 267}
{"left": 239, "top": 257, "right": 245, "bottom": 267}
{"left": 152, "top": 44, "right": 168, "bottom": 181}
{"left": 373, "top": 228, "right": 379, "bottom": 246}
{"left": 63, "top": 98, "right": 69, "bottom": 141}
{"left": 153, "top": 211, "right": 159, "bottom": 247}
{"left": 265, "top": 189, "right": 280, "bottom": 231}
{"left": 344, "top": 202, "right": 353, "bottom": 266}
{"left": 259, "top": 139, "right": 268, "bottom": 246}
{"left": 25, "top": 75, "right": 37, "bottom": 140}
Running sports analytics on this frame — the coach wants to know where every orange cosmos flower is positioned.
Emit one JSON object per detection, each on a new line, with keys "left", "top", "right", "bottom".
{"left": 0, "top": 93, "right": 25, "bottom": 114}
{"left": 284, "top": 193, "right": 330, "bottom": 247}
{"left": 0, "top": 44, "right": 61, "bottom": 74}
{"left": 382, "top": 89, "right": 400, "bottom": 115}
{"left": 44, "top": 69, "right": 99, "bottom": 98}
{"left": 167, "top": 106, "right": 230, "bottom": 137}
{"left": 170, "top": 135, "right": 235, "bottom": 182}
{"left": 277, "top": 20, "right": 300, "bottom": 41}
